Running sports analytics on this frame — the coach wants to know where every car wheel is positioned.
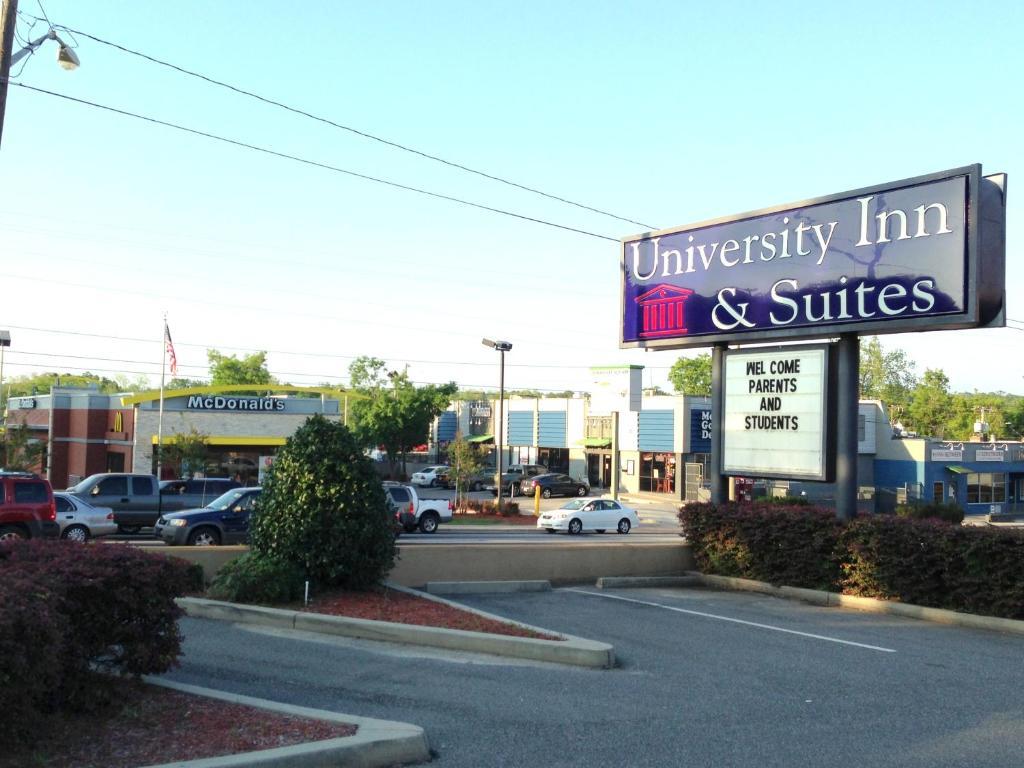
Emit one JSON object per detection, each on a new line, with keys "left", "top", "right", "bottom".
{"left": 418, "top": 512, "right": 439, "bottom": 534}
{"left": 117, "top": 525, "right": 141, "bottom": 535}
{"left": 187, "top": 527, "right": 221, "bottom": 546}
{"left": 576, "top": 485, "right": 587, "bottom": 496}
{"left": 429, "top": 478, "right": 438, "bottom": 488}
{"left": 568, "top": 518, "right": 583, "bottom": 535}
{"left": 617, "top": 518, "right": 632, "bottom": 534}
{"left": 0, "top": 525, "right": 26, "bottom": 542}
{"left": 507, "top": 483, "right": 517, "bottom": 496}
{"left": 471, "top": 481, "right": 482, "bottom": 492}
{"left": 61, "top": 525, "right": 90, "bottom": 543}
{"left": 541, "top": 488, "right": 552, "bottom": 499}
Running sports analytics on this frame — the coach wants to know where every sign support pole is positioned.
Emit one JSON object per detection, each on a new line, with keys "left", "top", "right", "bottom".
{"left": 835, "top": 333, "right": 859, "bottom": 520}
{"left": 710, "top": 343, "right": 726, "bottom": 504}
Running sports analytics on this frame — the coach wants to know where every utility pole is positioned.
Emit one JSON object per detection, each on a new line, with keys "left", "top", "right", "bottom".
{"left": 0, "top": 0, "right": 19, "bottom": 149}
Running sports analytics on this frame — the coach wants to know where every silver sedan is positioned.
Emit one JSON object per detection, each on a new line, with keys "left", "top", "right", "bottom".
{"left": 54, "top": 492, "right": 117, "bottom": 542}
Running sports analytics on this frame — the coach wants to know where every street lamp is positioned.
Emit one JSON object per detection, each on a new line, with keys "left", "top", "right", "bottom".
{"left": 481, "top": 338, "right": 512, "bottom": 509}
{"left": 0, "top": 1, "right": 81, "bottom": 149}
{"left": 0, "top": 329, "right": 9, "bottom": 422}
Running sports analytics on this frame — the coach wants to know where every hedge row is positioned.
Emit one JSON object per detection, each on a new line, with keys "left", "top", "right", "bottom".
{"left": 455, "top": 498, "right": 521, "bottom": 516}
{"left": 678, "top": 502, "right": 1024, "bottom": 620}
{"left": 0, "top": 540, "right": 202, "bottom": 745}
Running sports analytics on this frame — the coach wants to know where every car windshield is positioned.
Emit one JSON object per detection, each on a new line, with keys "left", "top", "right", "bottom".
{"left": 207, "top": 489, "right": 250, "bottom": 511}
{"left": 558, "top": 500, "right": 587, "bottom": 510}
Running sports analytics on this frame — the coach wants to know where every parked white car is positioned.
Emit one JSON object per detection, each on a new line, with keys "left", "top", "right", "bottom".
{"left": 537, "top": 498, "right": 639, "bottom": 535}
{"left": 54, "top": 492, "right": 116, "bottom": 542}
{"left": 410, "top": 466, "right": 450, "bottom": 488}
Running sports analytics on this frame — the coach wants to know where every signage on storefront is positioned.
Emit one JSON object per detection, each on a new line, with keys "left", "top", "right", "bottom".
{"left": 186, "top": 395, "right": 286, "bottom": 412}
{"left": 722, "top": 345, "right": 833, "bottom": 481}
{"left": 589, "top": 365, "right": 642, "bottom": 415}
{"left": 976, "top": 449, "right": 1006, "bottom": 462}
{"left": 620, "top": 166, "right": 1006, "bottom": 349}
{"left": 689, "top": 406, "right": 712, "bottom": 453}
{"left": 931, "top": 449, "right": 964, "bottom": 461}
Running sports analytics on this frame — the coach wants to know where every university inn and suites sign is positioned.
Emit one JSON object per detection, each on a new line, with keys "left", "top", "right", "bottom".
{"left": 619, "top": 166, "right": 1006, "bottom": 512}
{"left": 620, "top": 165, "right": 1005, "bottom": 348}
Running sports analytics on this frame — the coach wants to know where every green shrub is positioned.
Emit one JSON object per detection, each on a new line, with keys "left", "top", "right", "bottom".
{"left": 894, "top": 502, "right": 965, "bottom": 524}
{"left": 678, "top": 501, "right": 843, "bottom": 590}
{"left": 456, "top": 498, "right": 520, "bottom": 516}
{"left": 207, "top": 552, "right": 307, "bottom": 604}
{"left": 250, "top": 414, "right": 397, "bottom": 589}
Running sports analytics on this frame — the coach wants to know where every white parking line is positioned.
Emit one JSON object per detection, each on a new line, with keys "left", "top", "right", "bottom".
{"left": 563, "top": 588, "right": 896, "bottom": 653}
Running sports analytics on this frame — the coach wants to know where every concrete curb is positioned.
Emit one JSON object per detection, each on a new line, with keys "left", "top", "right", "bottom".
{"left": 141, "top": 678, "right": 429, "bottom": 768}
{"left": 595, "top": 575, "right": 700, "bottom": 589}
{"left": 687, "top": 572, "right": 1024, "bottom": 636}
{"left": 178, "top": 596, "right": 615, "bottom": 669}
{"left": 425, "top": 579, "right": 552, "bottom": 595}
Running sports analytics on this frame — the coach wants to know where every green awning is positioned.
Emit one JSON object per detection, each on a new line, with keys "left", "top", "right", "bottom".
{"left": 581, "top": 437, "right": 612, "bottom": 448}
{"left": 466, "top": 434, "right": 493, "bottom": 444}
{"left": 946, "top": 465, "right": 970, "bottom": 474}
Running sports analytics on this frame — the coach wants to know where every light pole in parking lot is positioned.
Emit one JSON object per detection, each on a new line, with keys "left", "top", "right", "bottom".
{"left": 481, "top": 338, "right": 512, "bottom": 510}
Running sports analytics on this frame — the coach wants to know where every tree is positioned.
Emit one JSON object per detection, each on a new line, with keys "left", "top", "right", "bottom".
{"left": 446, "top": 435, "right": 483, "bottom": 505}
{"left": 859, "top": 337, "right": 916, "bottom": 414}
{"left": 347, "top": 358, "right": 457, "bottom": 478}
{"left": 1, "top": 421, "right": 45, "bottom": 471}
{"left": 668, "top": 353, "right": 712, "bottom": 396}
{"left": 4, "top": 372, "right": 123, "bottom": 398}
{"left": 907, "top": 369, "right": 952, "bottom": 438}
{"left": 249, "top": 414, "right": 396, "bottom": 588}
{"left": 161, "top": 427, "right": 210, "bottom": 478}
{"left": 207, "top": 350, "right": 274, "bottom": 386}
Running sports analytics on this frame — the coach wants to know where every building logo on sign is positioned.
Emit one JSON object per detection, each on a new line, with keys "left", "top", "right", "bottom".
{"left": 186, "top": 395, "right": 285, "bottom": 412}
{"left": 636, "top": 284, "right": 694, "bottom": 338}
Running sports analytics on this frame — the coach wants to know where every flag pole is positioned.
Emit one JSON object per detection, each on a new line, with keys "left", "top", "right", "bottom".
{"left": 156, "top": 313, "right": 166, "bottom": 480}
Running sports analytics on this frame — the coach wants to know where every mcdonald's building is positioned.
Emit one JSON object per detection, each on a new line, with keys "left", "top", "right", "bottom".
{"left": 4, "top": 384, "right": 348, "bottom": 489}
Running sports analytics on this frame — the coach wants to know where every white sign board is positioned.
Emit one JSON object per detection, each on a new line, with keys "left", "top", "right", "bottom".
{"left": 930, "top": 449, "right": 963, "bottom": 461}
{"left": 976, "top": 450, "right": 1006, "bottom": 462}
{"left": 723, "top": 346, "right": 830, "bottom": 481}
{"left": 588, "top": 366, "right": 642, "bottom": 416}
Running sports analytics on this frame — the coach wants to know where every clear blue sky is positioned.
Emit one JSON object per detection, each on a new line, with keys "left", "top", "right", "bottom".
{"left": 2, "top": 1, "right": 1021, "bottom": 395}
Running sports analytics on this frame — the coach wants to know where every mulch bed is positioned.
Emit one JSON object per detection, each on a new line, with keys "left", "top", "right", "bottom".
{"left": 298, "top": 586, "right": 563, "bottom": 640}
{"left": 0, "top": 676, "right": 356, "bottom": 768}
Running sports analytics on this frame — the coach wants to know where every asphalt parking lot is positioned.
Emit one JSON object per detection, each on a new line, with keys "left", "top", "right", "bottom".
{"left": 166, "top": 585, "right": 1024, "bottom": 767}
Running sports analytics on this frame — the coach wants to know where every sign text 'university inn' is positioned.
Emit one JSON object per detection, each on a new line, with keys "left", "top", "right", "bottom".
{"left": 620, "top": 166, "right": 1005, "bottom": 348}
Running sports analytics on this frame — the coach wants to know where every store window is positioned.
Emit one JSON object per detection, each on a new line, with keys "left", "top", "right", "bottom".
{"left": 966, "top": 473, "right": 1005, "bottom": 504}
{"left": 932, "top": 481, "right": 944, "bottom": 504}
{"left": 537, "top": 448, "right": 569, "bottom": 473}
{"left": 640, "top": 452, "right": 676, "bottom": 494}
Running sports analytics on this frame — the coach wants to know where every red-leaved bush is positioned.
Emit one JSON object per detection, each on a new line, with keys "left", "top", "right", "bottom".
{"left": 0, "top": 539, "right": 201, "bottom": 741}
{"left": 679, "top": 501, "right": 1024, "bottom": 620}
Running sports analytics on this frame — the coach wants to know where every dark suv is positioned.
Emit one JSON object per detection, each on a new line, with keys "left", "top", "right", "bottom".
{"left": 0, "top": 470, "right": 59, "bottom": 541}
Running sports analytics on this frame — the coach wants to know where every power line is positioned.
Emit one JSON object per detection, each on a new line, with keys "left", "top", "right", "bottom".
{"left": 43, "top": 21, "right": 656, "bottom": 231}
{"left": 0, "top": 324, "right": 676, "bottom": 370}
{"left": 13, "top": 82, "right": 620, "bottom": 243}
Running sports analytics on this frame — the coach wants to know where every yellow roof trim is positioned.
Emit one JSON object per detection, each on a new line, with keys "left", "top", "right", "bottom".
{"left": 152, "top": 435, "right": 288, "bottom": 446}
{"left": 122, "top": 384, "right": 364, "bottom": 406}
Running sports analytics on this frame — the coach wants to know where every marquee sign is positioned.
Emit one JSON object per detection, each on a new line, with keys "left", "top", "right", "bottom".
{"left": 722, "top": 345, "right": 835, "bottom": 481}
{"left": 620, "top": 166, "right": 1005, "bottom": 349}
{"left": 186, "top": 395, "right": 286, "bottom": 412}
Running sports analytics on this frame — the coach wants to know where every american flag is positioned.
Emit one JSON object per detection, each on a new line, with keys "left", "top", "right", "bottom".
{"left": 164, "top": 322, "right": 178, "bottom": 376}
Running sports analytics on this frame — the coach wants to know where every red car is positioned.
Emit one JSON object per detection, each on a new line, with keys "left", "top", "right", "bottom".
{"left": 0, "top": 471, "right": 59, "bottom": 541}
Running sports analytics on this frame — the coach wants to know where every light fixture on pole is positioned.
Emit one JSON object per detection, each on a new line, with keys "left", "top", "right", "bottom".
{"left": 0, "top": 329, "right": 10, "bottom": 423}
{"left": 0, "top": 1, "right": 81, "bottom": 149}
{"left": 481, "top": 338, "right": 512, "bottom": 509}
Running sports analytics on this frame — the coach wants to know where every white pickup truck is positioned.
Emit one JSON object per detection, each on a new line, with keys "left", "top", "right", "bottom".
{"left": 383, "top": 482, "right": 452, "bottom": 534}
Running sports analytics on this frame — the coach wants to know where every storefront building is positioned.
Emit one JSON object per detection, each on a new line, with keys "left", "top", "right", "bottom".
{"left": 6, "top": 385, "right": 345, "bottom": 488}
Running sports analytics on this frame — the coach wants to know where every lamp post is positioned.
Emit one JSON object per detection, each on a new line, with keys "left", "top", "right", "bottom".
{"left": 481, "top": 338, "right": 512, "bottom": 509}
{"left": 0, "top": 0, "right": 81, "bottom": 149}
{"left": 0, "top": 330, "right": 9, "bottom": 423}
